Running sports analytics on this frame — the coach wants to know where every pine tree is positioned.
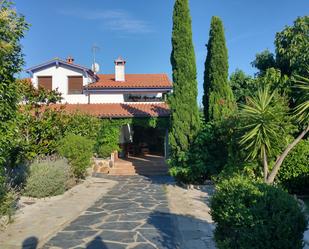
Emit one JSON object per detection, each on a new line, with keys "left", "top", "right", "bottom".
{"left": 203, "top": 16, "right": 235, "bottom": 122}
{"left": 169, "top": 0, "right": 200, "bottom": 165}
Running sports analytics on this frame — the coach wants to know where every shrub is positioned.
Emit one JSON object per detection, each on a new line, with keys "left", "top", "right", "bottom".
{"left": 277, "top": 139, "right": 309, "bottom": 194}
{"left": 210, "top": 176, "right": 307, "bottom": 249}
{"left": 23, "top": 159, "right": 70, "bottom": 198}
{"left": 0, "top": 184, "right": 17, "bottom": 227}
{"left": 170, "top": 119, "right": 235, "bottom": 184}
{"left": 63, "top": 113, "right": 101, "bottom": 140}
{"left": 58, "top": 134, "right": 94, "bottom": 178}
{"left": 94, "top": 125, "right": 119, "bottom": 158}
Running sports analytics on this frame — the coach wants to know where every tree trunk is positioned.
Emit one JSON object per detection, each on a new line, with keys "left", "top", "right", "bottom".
{"left": 266, "top": 124, "right": 309, "bottom": 184}
{"left": 262, "top": 146, "right": 269, "bottom": 183}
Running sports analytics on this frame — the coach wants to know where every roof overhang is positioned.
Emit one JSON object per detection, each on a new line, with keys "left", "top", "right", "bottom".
{"left": 26, "top": 58, "right": 99, "bottom": 81}
{"left": 34, "top": 103, "right": 171, "bottom": 118}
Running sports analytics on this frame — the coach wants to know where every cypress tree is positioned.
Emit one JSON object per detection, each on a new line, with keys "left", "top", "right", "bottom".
{"left": 169, "top": 0, "right": 200, "bottom": 165}
{"left": 203, "top": 16, "right": 235, "bottom": 122}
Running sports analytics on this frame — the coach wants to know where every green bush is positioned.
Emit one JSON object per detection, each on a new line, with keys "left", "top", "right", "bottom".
{"left": 0, "top": 182, "right": 17, "bottom": 224}
{"left": 210, "top": 176, "right": 307, "bottom": 249}
{"left": 277, "top": 139, "right": 309, "bottom": 194}
{"left": 58, "top": 134, "right": 94, "bottom": 178}
{"left": 63, "top": 113, "right": 101, "bottom": 140}
{"left": 23, "top": 159, "right": 71, "bottom": 198}
{"left": 170, "top": 120, "right": 235, "bottom": 184}
{"left": 95, "top": 125, "right": 119, "bottom": 158}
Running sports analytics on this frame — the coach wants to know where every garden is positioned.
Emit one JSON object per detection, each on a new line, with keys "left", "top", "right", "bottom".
{"left": 0, "top": 0, "right": 308, "bottom": 248}
{"left": 169, "top": 1, "right": 308, "bottom": 248}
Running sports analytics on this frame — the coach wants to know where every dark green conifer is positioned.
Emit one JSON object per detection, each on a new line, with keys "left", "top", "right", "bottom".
{"left": 169, "top": 0, "right": 200, "bottom": 165}
{"left": 203, "top": 16, "right": 235, "bottom": 121}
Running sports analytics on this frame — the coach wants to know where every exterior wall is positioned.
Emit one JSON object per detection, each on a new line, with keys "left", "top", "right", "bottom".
{"left": 89, "top": 93, "right": 124, "bottom": 103}
{"left": 30, "top": 64, "right": 166, "bottom": 104}
{"left": 32, "top": 64, "right": 90, "bottom": 104}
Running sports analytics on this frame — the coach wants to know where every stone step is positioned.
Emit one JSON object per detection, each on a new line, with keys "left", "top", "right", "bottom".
{"left": 109, "top": 167, "right": 169, "bottom": 176}
{"left": 113, "top": 165, "right": 168, "bottom": 170}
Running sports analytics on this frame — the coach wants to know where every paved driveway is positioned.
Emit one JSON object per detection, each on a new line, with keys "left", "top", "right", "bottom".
{"left": 42, "top": 176, "right": 179, "bottom": 249}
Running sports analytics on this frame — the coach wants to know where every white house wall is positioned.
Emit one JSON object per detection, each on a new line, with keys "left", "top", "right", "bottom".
{"left": 89, "top": 94, "right": 124, "bottom": 103}
{"left": 30, "top": 64, "right": 164, "bottom": 104}
{"left": 32, "top": 64, "right": 90, "bottom": 104}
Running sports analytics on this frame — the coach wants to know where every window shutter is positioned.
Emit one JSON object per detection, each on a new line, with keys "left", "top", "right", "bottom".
{"left": 68, "top": 76, "right": 83, "bottom": 94}
{"left": 38, "top": 76, "right": 52, "bottom": 90}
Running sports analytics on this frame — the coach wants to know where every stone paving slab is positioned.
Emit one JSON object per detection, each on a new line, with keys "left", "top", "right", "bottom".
{"left": 0, "top": 177, "right": 117, "bottom": 249}
{"left": 42, "top": 176, "right": 180, "bottom": 249}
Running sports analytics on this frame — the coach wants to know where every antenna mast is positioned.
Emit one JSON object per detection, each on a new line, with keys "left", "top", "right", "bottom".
{"left": 91, "top": 44, "right": 100, "bottom": 74}
{"left": 92, "top": 44, "right": 100, "bottom": 64}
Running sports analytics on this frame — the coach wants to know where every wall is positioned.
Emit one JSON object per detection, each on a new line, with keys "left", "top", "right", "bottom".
{"left": 31, "top": 64, "right": 125, "bottom": 104}
{"left": 31, "top": 64, "right": 164, "bottom": 104}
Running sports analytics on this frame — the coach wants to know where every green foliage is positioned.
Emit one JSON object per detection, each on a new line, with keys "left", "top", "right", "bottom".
{"left": 277, "top": 139, "right": 309, "bottom": 194}
{"left": 170, "top": 118, "right": 240, "bottom": 184}
{"left": 293, "top": 72, "right": 309, "bottom": 125}
{"left": 275, "top": 16, "right": 309, "bottom": 77}
{"left": 57, "top": 134, "right": 94, "bottom": 179}
{"left": 203, "top": 16, "right": 235, "bottom": 121}
{"left": 18, "top": 79, "right": 62, "bottom": 107}
{"left": 63, "top": 112, "right": 101, "bottom": 140}
{"left": 15, "top": 108, "right": 67, "bottom": 162}
{"left": 23, "top": 159, "right": 71, "bottom": 198}
{"left": 252, "top": 16, "right": 309, "bottom": 105}
{"left": 0, "top": 1, "right": 28, "bottom": 166}
{"left": 169, "top": 0, "right": 200, "bottom": 167}
{"left": 239, "top": 84, "right": 292, "bottom": 161}
{"left": 251, "top": 50, "right": 276, "bottom": 74}
{"left": 229, "top": 69, "right": 254, "bottom": 104}
{"left": 211, "top": 176, "right": 307, "bottom": 249}
{"left": 95, "top": 125, "right": 120, "bottom": 158}
{"left": 0, "top": 188, "right": 17, "bottom": 225}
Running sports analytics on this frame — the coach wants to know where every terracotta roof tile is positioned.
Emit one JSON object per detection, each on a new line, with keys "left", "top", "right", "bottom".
{"left": 86, "top": 74, "right": 172, "bottom": 89}
{"left": 48, "top": 102, "right": 170, "bottom": 118}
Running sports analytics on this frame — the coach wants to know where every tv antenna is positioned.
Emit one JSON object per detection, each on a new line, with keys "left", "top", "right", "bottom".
{"left": 91, "top": 44, "right": 100, "bottom": 73}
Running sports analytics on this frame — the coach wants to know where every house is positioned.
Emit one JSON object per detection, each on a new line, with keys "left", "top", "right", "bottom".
{"left": 26, "top": 56, "right": 172, "bottom": 159}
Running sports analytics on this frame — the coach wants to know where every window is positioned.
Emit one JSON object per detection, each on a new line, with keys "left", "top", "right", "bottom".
{"left": 38, "top": 76, "right": 52, "bottom": 91}
{"left": 68, "top": 76, "right": 83, "bottom": 94}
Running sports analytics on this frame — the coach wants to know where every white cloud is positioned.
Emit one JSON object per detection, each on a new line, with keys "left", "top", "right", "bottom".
{"left": 58, "top": 9, "right": 152, "bottom": 34}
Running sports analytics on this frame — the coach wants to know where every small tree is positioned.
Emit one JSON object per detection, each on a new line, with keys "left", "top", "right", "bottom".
{"left": 229, "top": 69, "right": 254, "bottom": 104}
{"left": 0, "top": 1, "right": 28, "bottom": 166}
{"left": 169, "top": 0, "right": 200, "bottom": 166}
{"left": 203, "top": 16, "right": 235, "bottom": 122}
{"left": 239, "top": 70, "right": 309, "bottom": 184}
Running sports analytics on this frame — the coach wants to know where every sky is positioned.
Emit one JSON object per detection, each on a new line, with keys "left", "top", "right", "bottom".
{"left": 16, "top": 0, "right": 309, "bottom": 103}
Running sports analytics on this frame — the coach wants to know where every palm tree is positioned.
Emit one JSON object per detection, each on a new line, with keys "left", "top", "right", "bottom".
{"left": 240, "top": 74, "right": 309, "bottom": 184}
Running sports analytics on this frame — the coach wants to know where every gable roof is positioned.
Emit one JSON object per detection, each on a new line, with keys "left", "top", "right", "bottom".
{"left": 86, "top": 74, "right": 172, "bottom": 89}
{"left": 46, "top": 102, "right": 170, "bottom": 118}
{"left": 26, "top": 58, "right": 98, "bottom": 81}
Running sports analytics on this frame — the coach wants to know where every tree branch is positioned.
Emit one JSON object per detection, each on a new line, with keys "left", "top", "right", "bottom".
{"left": 266, "top": 124, "right": 309, "bottom": 184}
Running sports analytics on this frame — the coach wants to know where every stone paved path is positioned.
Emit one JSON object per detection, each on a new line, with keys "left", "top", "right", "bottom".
{"left": 42, "top": 176, "right": 179, "bottom": 249}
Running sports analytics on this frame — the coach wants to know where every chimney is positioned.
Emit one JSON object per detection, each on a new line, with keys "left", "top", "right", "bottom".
{"left": 114, "top": 56, "right": 126, "bottom": 82}
{"left": 66, "top": 56, "right": 74, "bottom": 64}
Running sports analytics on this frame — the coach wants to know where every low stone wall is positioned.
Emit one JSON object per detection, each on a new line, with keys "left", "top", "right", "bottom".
{"left": 92, "top": 158, "right": 112, "bottom": 174}
{"left": 92, "top": 151, "right": 117, "bottom": 174}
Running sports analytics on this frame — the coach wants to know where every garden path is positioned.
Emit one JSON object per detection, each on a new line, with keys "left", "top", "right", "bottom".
{"left": 40, "top": 175, "right": 216, "bottom": 249}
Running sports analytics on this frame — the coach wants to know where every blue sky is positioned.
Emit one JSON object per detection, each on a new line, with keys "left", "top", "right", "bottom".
{"left": 16, "top": 0, "right": 309, "bottom": 103}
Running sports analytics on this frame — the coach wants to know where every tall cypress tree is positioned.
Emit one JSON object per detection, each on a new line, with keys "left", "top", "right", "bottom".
{"left": 169, "top": 0, "right": 200, "bottom": 165}
{"left": 203, "top": 16, "right": 235, "bottom": 122}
